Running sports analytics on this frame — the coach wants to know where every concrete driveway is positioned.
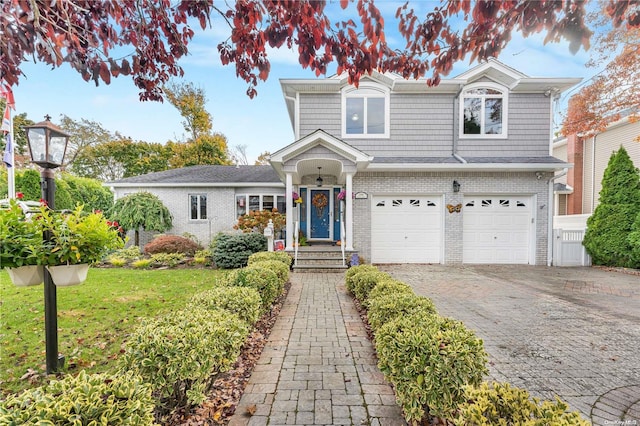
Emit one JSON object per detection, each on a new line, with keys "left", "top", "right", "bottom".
{"left": 379, "top": 265, "right": 640, "bottom": 425}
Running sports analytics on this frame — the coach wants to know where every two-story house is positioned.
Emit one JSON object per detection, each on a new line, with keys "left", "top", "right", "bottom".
{"left": 272, "top": 59, "right": 580, "bottom": 265}
{"left": 109, "top": 59, "right": 579, "bottom": 265}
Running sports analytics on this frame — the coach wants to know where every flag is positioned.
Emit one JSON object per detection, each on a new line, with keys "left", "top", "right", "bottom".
{"left": 0, "top": 105, "right": 9, "bottom": 133}
{"left": 3, "top": 133, "right": 13, "bottom": 168}
{"left": 0, "top": 83, "right": 15, "bottom": 110}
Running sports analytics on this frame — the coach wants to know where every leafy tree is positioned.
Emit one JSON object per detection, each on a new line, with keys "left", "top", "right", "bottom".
{"left": 255, "top": 151, "right": 271, "bottom": 166}
{"left": 168, "top": 134, "right": 231, "bottom": 168}
{"left": 3, "top": 1, "right": 637, "bottom": 100}
{"left": 164, "top": 81, "right": 212, "bottom": 141}
{"left": 108, "top": 192, "right": 173, "bottom": 247}
{"left": 583, "top": 147, "right": 640, "bottom": 268}
{"left": 59, "top": 115, "right": 115, "bottom": 169}
{"left": 72, "top": 138, "right": 171, "bottom": 180}
{"left": 562, "top": 24, "right": 639, "bottom": 137}
{"left": 0, "top": 101, "right": 33, "bottom": 161}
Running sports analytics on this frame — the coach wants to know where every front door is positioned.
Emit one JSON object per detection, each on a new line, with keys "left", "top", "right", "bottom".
{"left": 309, "top": 189, "right": 331, "bottom": 239}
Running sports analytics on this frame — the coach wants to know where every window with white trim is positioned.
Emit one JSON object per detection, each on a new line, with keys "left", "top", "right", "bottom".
{"left": 236, "top": 194, "right": 286, "bottom": 217}
{"left": 342, "top": 84, "right": 390, "bottom": 138}
{"left": 460, "top": 83, "right": 508, "bottom": 138}
{"left": 189, "top": 194, "right": 207, "bottom": 220}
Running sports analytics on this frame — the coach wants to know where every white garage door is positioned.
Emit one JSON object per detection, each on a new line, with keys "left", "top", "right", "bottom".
{"left": 371, "top": 195, "right": 442, "bottom": 263}
{"left": 463, "top": 195, "right": 532, "bottom": 264}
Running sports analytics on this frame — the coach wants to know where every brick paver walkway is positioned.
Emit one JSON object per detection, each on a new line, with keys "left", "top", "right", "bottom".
{"left": 229, "top": 272, "right": 404, "bottom": 426}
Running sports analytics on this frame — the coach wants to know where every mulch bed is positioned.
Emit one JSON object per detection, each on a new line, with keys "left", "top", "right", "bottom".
{"left": 162, "top": 282, "right": 291, "bottom": 425}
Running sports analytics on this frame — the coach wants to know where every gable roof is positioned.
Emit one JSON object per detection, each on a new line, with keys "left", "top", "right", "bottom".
{"left": 107, "top": 165, "right": 283, "bottom": 188}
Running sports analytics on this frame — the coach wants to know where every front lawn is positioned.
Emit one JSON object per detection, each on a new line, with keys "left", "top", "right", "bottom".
{"left": 0, "top": 268, "right": 226, "bottom": 396}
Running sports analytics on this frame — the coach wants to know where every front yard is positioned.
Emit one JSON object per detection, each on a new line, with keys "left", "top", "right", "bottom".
{"left": 0, "top": 268, "right": 225, "bottom": 396}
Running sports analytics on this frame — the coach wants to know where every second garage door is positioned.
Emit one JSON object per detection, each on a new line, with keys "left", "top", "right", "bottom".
{"left": 463, "top": 195, "right": 533, "bottom": 264}
{"left": 371, "top": 195, "right": 442, "bottom": 263}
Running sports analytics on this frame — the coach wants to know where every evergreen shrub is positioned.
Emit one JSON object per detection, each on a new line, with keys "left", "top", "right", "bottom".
{"left": 212, "top": 233, "right": 267, "bottom": 269}
{"left": 0, "top": 370, "right": 156, "bottom": 425}
{"left": 118, "top": 307, "right": 248, "bottom": 413}
{"left": 191, "top": 286, "right": 262, "bottom": 326}
{"left": 345, "top": 264, "right": 379, "bottom": 294}
{"left": 453, "top": 382, "right": 589, "bottom": 425}
{"left": 376, "top": 311, "right": 488, "bottom": 422}
{"left": 367, "top": 293, "right": 437, "bottom": 332}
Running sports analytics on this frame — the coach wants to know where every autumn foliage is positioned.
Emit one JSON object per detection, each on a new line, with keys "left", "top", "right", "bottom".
{"left": 2, "top": 1, "right": 639, "bottom": 100}
{"left": 234, "top": 209, "right": 285, "bottom": 235}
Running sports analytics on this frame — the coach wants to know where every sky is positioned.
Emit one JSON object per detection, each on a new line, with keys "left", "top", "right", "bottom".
{"left": 10, "top": 1, "right": 602, "bottom": 164}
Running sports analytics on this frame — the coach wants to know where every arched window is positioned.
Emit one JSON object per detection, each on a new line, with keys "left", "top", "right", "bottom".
{"left": 342, "top": 83, "right": 390, "bottom": 138}
{"left": 460, "top": 83, "right": 508, "bottom": 138}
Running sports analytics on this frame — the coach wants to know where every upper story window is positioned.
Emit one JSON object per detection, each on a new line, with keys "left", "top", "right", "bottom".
{"left": 342, "top": 84, "right": 390, "bottom": 138}
{"left": 189, "top": 194, "right": 207, "bottom": 220}
{"left": 460, "top": 83, "right": 508, "bottom": 139}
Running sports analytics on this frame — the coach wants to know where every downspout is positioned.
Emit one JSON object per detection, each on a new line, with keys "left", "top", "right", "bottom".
{"left": 452, "top": 85, "right": 467, "bottom": 164}
{"left": 591, "top": 134, "right": 597, "bottom": 213}
{"left": 547, "top": 168, "right": 569, "bottom": 266}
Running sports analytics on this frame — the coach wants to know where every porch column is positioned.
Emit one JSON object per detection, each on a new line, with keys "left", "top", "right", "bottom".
{"left": 285, "top": 172, "right": 294, "bottom": 250}
{"left": 345, "top": 173, "right": 354, "bottom": 250}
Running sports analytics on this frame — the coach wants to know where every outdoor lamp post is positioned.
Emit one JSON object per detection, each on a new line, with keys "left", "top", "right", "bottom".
{"left": 24, "top": 115, "right": 70, "bottom": 374}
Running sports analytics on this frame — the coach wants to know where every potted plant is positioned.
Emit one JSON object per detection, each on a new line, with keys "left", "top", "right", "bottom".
{"left": 0, "top": 199, "right": 46, "bottom": 286}
{"left": 39, "top": 205, "right": 124, "bottom": 286}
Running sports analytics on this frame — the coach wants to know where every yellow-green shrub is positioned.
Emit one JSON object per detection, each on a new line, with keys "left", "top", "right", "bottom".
{"left": 0, "top": 370, "right": 156, "bottom": 425}
{"left": 352, "top": 270, "right": 392, "bottom": 302}
{"left": 454, "top": 382, "right": 590, "bottom": 425}
{"left": 367, "top": 293, "right": 437, "bottom": 332}
{"left": 249, "top": 259, "right": 289, "bottom": 285}
{"left": 225, "top": 266, "right": 281, "bottom": 309}
{"left": 191, "top": 286, "right": 262, "bottom": 326}
{"left": 248, "top": 251, "right": 292, "bottom": 267}
{"left": 131, "top": 258, "right": 152, "bottom": 269}
{"left": 376, "top": 311, "right": 488, "bottom": 422}
{"left": 118, "top": 307, "right": 248, "bottom": 413}
{"left": 367, "top": 279, "right": 414, "bottom": 307}
{"left": 345, "top": 264, "right": 379, "bottom": 294}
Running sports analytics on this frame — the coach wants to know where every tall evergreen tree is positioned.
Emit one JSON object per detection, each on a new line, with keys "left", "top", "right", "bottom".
{"left": 583, "top": 147, "right": 640, "bottom": 268}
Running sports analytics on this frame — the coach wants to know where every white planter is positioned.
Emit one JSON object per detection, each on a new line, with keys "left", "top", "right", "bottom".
{"left": 46, "top": 264, "right": 90, "bottom": 287}
{"left": 7, "top": 265, "right": 44, "bottom": 287}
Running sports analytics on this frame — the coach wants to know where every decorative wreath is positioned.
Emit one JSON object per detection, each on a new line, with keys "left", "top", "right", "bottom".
{"left": 312, "top": 193, "right": 328, "bottom": 209}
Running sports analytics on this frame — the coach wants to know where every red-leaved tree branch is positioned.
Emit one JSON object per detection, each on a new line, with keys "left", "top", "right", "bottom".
{"left": 1, "top": 0, "right": 639, "bottom": 101}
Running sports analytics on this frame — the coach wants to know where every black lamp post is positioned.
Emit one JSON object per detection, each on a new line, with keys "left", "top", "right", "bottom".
{"left": 24, "top": 115, "right": 70, "bottom": 374}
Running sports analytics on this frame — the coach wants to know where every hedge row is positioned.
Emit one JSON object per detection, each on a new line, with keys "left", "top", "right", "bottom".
{"left": 0, "top": 251, "right": 291, "bottom": 423}
{"left": 346, "top": 265, "right": 588, "bottom": 425}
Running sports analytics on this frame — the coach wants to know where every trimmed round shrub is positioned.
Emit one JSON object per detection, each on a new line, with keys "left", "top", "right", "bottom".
{"left": 345, "top": 264, "right": 379, "bottom": 294}
{"left": 118, "top": 307, "right": 249, "bottom": 413}
{"left": 212, "top": 233, "right": 267, "bottom": 269}
{"left": 226, "top": 266, "right": 281, "bottom": 309}
{"left": 144, "top": 234, "right": 202, "bottom": 256}
{"left": 352, "top": 270, "right": 392, "bottom": 303}
{"left": 454, "top": 382, "right": 590, "bottom": 425}
{"left": 0, "top": 370, "right": 155, "bottom": 425}
{"left": 367, "top": 279, "right": 414, "bottom": 306}
{"left": 191, "top": 286, "right": 262, "bottom": 326}
{"left": 250, "top": 260, "right": 289, "bottom": 285}
{"left": 376, "top": 311, "right": 488, "bottom": 422}
{"left": 248, "top": 251, "right": 292, "bottom": 267}
{"left": 367, "top": 293, "right": 437, "bottom": 332}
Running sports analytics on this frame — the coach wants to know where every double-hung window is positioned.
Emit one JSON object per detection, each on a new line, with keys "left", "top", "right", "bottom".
{"left": 460, "top": 83, "right": 508, "bottom": 138}
{"left": 342, "top": 84, "right": 390, "bottom": 138}
{"left": 189, "top": 194, "right": 207, "bottom": 220}
{"left": 236, "top": 194, "right": 286, "bottom": 217}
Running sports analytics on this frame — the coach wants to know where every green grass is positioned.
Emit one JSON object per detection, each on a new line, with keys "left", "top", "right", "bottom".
{"left": 0, "top": 267, "right": 228, "bottom": 396}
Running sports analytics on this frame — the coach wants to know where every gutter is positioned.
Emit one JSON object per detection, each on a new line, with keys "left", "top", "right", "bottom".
{"left": 547, "top": 168, "right": 569, "bottom": 266}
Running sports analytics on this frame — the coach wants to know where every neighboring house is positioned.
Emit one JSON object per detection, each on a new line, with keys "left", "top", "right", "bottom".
{"left": 108, "top": 59, "right": 580, "bottom": 265}
{"left": 274, "top": 59, "right": 579, "bottom": 265}
{"left": 108, "top": 165, "right": 284, "bottom": 248}
{"left": 553, "top": 117, "right": 640, "bottom": 217}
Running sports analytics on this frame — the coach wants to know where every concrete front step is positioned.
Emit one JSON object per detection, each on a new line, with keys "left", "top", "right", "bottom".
{"left": 292, "top": 264, "right": 348, "bottom": 273}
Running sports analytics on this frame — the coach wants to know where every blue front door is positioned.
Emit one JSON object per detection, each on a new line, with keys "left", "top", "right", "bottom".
{"left": 310, "top": 189, "right": 331, "bottom": 239}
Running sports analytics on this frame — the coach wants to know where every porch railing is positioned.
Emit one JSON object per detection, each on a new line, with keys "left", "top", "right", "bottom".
{"left": 340, "top": 220, "right": 346, "bottom": 266}
{"left": 294, "top": 221, "right": 299, "bottom": 266}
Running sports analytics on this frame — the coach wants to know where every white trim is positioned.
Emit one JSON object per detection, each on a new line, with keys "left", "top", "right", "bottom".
{"left": 109, "top": 182, "right": 284, "bottom": 188}
{"left": 188, "top": 193, "right": 208, "bottom": 221}
{"left": 367, "top": 162, "right": 571, "bottom": 172}
{"left": 341, "top": 83, "right": 390, "bottom": 139}
{"left": 458, "top": 81, "right": 509, "bottom": 139}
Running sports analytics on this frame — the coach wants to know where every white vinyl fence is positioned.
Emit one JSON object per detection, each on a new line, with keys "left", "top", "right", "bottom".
{"left": 553, "top": 214, "right": 591, "bottom": 267}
